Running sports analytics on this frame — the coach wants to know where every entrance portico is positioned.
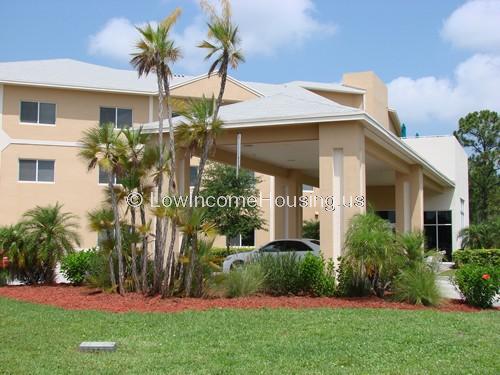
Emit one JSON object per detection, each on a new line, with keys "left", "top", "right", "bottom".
{"left": 166, "top": 114, "right": 454, "bottom": 262}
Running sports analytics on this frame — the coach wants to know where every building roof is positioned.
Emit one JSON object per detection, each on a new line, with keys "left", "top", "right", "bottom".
{"left": 287, "top": 80, "right": 366, "bottom": 94}
{"left": 0, "top": 59, "right": 192, "bottom": 95}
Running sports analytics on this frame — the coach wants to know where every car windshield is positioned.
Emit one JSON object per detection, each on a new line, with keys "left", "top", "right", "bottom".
{"left": 310, "top": 240, "right": 320, "bottom": 245}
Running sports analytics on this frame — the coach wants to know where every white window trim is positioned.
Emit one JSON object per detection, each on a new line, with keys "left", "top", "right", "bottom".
{"left": 17, "top": 159, "right": 56, "bottom": 184}
{"left": 19, "top": 101, "right": 57, "bottom": 126}
{"left": 99, "top": 106, "right": 133, "bottom": 129}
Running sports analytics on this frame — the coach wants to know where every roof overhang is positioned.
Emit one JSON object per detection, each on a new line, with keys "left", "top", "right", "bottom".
{"left": 143, "top": 111, "right": 454, "bottom": 189}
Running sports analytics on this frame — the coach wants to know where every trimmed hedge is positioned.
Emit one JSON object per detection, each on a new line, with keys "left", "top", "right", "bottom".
{"left": 453, "top": 249, "right": 500, "bottom": 268}
{"left": 454, "top": 264, "right": 500, "bottom": 308}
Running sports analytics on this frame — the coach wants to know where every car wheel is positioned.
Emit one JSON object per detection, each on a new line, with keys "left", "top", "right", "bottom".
{"left": 231, "top": 260, "right": 244, "bottom": 270}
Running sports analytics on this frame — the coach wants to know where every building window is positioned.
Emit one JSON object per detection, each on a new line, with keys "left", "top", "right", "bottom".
{"left": 98, "top": 167, "right": 121, "bottom": 185}
{"left": 19, "top": 159, "right": 55, "bottom": 182}
{"left": 20, "top": 101, "right": 56, "bottom": 125}
{"left": 100, "top": 107, "right": 132, "bottom": 129}
{"left": 229, "top": 229, "right": 255, "bottom": 247}
{"left": 375, "top": 210, "right": 396, "bottom": 230}
{"left": 424, "top": 210, "right": 452, "bottom": 260}
{"left": 303, "top": 184, "right": 314, "bottom": 193}
{"left": 190, "top": 166, "right": 198, "bottom": 187}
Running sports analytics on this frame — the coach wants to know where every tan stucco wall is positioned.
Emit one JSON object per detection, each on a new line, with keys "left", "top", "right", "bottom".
{"left": 308, "top": 90, "right": 363, "bottom": 109}
{"left": 0, "top": 144, "right": 107, "bottom": 248}
{"left": 2, "top": 85, "right": 150, "bottom": 141}
{"left": 366, "top": 186, "right": 395, "bottom": 210}
{"left": 171, "top": 76, "right": 258, "bottom": 102}
{"left": 342, "top": 72, "right": 391, "bottom": 132}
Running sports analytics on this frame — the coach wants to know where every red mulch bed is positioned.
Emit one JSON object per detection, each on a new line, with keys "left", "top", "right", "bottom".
{"left": 0, "top": 285, "right": 495, "bottom": 314}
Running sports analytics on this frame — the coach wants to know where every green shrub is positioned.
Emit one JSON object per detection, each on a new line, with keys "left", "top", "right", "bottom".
{"left": 302, "top": 219, "right": 319, "bottom": 240}
{"left": 344, "top": 212, "right": 401, "bottom": 297}
{"left": 299, "top": 253, "right": 335, "bottom": 296}
{"left": 210, "top": 263, "right": 265, "bottom": 298}
{"left": 454, "top": 264, "right": 500, "bottom": 308}
{"left": 60, "top": 249, "right": 97, "bottom": 285}
{"left": 453, "top": 249, "right": 500, "bottom": 268}
{"left": 335, "top": 256, "right": 371, "bottom": 297}
{"left": 458, "top": 219, "right": 500, "bottom": 249}
{"left": 258, "top": 253, "right": 302, "bottom": 295}
{"left": 393, "top": 264, "right": 441, "bottom": 306}
{"left": 0, "top": 269, "right": 8, "bottom": 286}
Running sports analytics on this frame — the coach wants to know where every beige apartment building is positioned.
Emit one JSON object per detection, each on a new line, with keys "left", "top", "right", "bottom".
{"left": 0, "top": 59, "right": 468, "bottom": 261}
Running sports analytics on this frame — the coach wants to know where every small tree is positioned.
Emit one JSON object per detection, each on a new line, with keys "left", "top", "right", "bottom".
{"left": 302, "top": 219, "right": 319, "bottom": 240}
{"left": 454, "top": 110, "right": 499, "bottom": 224}
{"left": 200, "top": 163, "right": 265, "bottom": 250}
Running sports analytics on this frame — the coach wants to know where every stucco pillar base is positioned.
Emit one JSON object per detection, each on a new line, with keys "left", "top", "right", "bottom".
{"left": 273, "top": 173, "right": 302, "bottom": 239}
{"left": 319, "top": 122, "right": 366, "bottom": 262}
{"left": 395, "top": 165, "right": 423, "bottom": 233}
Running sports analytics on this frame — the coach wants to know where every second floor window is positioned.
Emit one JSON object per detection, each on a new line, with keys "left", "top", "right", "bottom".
{"left": 98, "top": 167, "right": 121, "bottom": 185}
{"left": 100, "top": 107, "right": 132, "bottom": 129}
{"left": 19, "top": 159, "right": 55, "bottom": 182}
{"left": 20, "top": 101, "right": 56, "bottom": 125}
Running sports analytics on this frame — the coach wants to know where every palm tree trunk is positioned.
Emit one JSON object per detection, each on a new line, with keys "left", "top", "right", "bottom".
{"left": 184, "top": 233, "right": 198, "bottom": 297}
{"left": 130, "top": 206, "right": 141, "bottom": 292}
{"left": 153, "top": 74, "right": 166, "bottom": 294}
{"left": 161, "top": 219, "right": 177, "bottom": 297}
{"left": 140, "top": 204, "right": 149, "bottom": 294}
{"left": 105, "top": 228, "right": 117, "bottom": 291}
{"left": 109, "top": 173, "right": 125, "bottom": 295}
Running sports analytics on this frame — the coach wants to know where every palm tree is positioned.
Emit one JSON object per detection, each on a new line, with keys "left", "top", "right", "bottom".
{"left": 87, "top": 207, "right": 117, "bottom": 291}
{"left": 192, "top": 0, "right": 245, "bottom": 196}
{"left": 22, "top": 203, "right": 81, "bottom": 283}
{"left": 130, "top": 9, "right": 182, "bottom": 294}
{"left": 79, "top": 123, "right": 126, "bottom": 295}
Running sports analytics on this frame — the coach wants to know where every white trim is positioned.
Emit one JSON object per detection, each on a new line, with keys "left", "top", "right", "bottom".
{"left": 269, "top": 176, "right": 275, "bottom": 241}
{"left": 11, "top": 139, "right": 81, "bottom": 147}
{"left": 0, "top": 79, "right": 155, "bottom": 96}
{"left": 333, "top": 148, "right": 343, "bottom": 259}
{"left": 0, "top": 84, "right": 3, "bottom": 130}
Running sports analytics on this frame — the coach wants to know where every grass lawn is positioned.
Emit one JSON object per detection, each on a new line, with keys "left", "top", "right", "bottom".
{"left": 0, "top": 298, "right": 499, "bottom": 374}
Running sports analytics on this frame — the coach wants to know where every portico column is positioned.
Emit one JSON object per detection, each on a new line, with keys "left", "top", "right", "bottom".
{"left": 395, "top": 165, "right": 423, "bottom": 233}
{"left": 174, "top": 148, "right": 190, "bottom": 253}
{"left": 273, "top": 173, "right": 302, "bottom": 239}
{"left": 319, "top": 122, "right": 366, "bottom": 263}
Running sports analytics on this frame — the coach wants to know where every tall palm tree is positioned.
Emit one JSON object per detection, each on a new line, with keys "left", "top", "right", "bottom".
{"left": 130, "top": 9, "right": 182, "bottom": 294}
{"left": 79, "top": 123, "right": 126, "bottom": 295}
{"left": 192, "top": 0, "right": 245, "bottom": 196}
{"left": 22, "top": 203, "right": 81, "bottom": 283}
{"left": 87, "top": 207, "right": 117, "bottom": 291}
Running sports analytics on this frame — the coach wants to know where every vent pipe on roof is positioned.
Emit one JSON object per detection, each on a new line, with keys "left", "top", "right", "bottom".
{"left": 401, "top": 123, "right": 407, "bottom": 138}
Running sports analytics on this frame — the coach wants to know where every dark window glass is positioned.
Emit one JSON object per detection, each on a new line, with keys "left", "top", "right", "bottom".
{"left": 241, "top": 230, "right": 255, "bottom": 246}
{"left": 438, "top": 226, "right": 452, "bottom": 252}
{"left": 229, "top": 235, "right": 240, "bottom": 247}
{"left": 260, "top": 242, "right": 281, "bottom": 252}
{"left": 424, "top": 226, "right": 437, "bottom": 250}
{"left": 39, "top": 103, "right": 56, "bottom": 124}
{"left": 190, "top": 166, "right": 198, "bottom": 187}
{"left": 37, "top": 160, "right": 55, "bottom": 182}
{"left": 283, "top": 241, "right": 312, "bottom": 252}
{"left": 19, "top": 160, "right": 37, "bottom": 181}
{"left": 424, "top": 211, "right": 436, "bottom": 225}
{"left": 438, "top": 211, "right": 452, "bottom": 225}
{"left": 311, "top": 240, "right": 320, "bottom": 246}
{"left": 100, "top": 107, "right": 116, "bottom": 127}
{"left": 376, "top": 211, "right": 396, "bottom": 224}
{"left": 117, "top": 108, "right": 132, "bottom": 128}
{"left": 20, "top": 101, "right": 38, "bottom": 123}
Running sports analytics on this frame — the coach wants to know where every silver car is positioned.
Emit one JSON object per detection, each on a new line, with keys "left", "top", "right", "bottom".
{"left": 222, "top": 239, "right": 320, "bottom": 273}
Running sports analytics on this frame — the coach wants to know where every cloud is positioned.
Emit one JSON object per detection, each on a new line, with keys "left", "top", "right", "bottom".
{"left": 388, "top": 54, "right": 500, "bottom": 134}
{"left": 87, "top": 0, "right": 335, "bottom": 73}
{"left": 88, "top": 18, "right": 139, "bottom": 60}
{"left": 441, "top": 0, "right": 500, "bottom": 52}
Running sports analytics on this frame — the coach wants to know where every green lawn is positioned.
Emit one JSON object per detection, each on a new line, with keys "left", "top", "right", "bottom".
{"left": 0, "top": 298, "right": 499, "bottom": 374}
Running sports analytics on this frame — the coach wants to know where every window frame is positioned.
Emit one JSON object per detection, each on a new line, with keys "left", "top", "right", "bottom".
{"left": 18, "top": 159, "right": 55, "bottom": 184}
{"left": 98, "top": 166, "right": 121, "bottom": 186}
{"left": 423, "top": 210, "right": 452, "bottom": 254}
{"left": 19, "top": 100, "right": 57, "bottom": 126}
{"left": 99, "top": 106, "right": 133, "bottom": 129}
